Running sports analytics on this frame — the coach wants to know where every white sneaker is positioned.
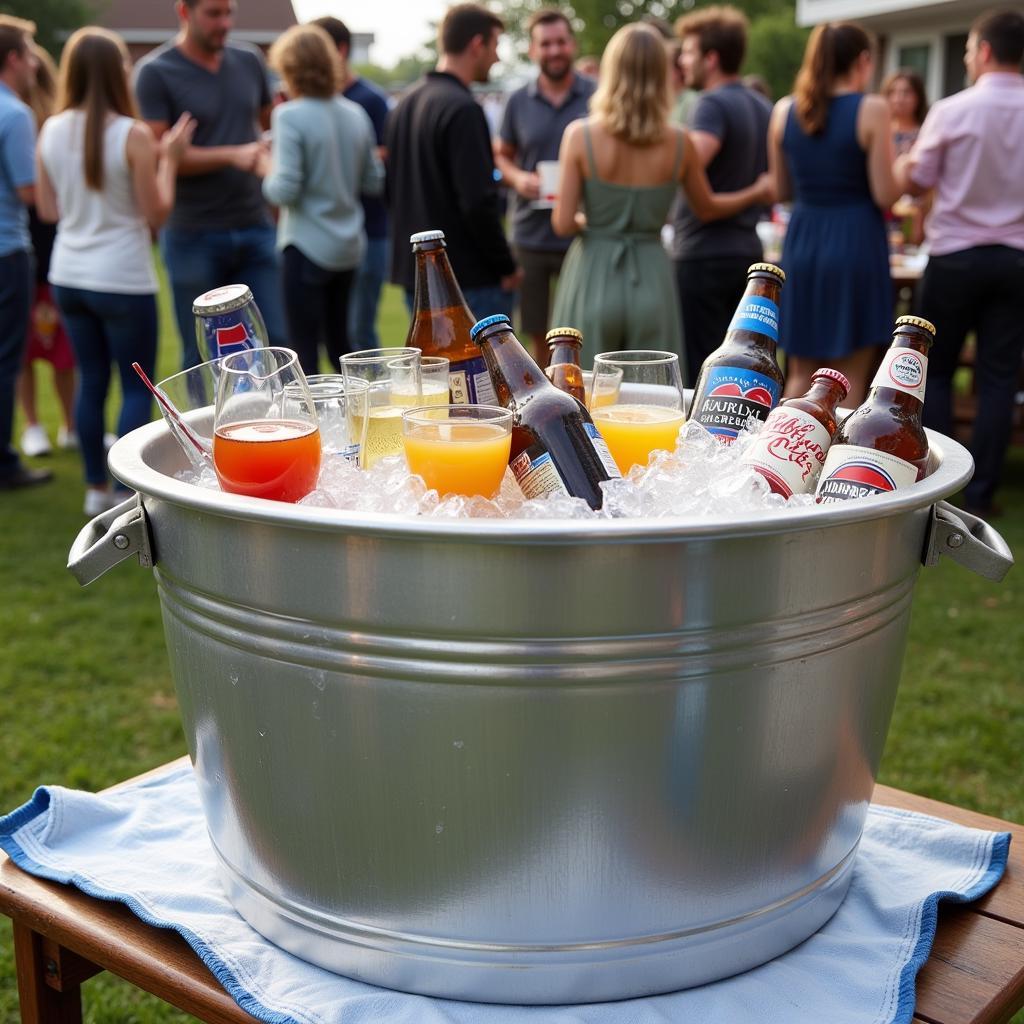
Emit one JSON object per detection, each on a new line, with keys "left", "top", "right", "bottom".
{"left": 83, "top": 488, "right": 117, "bottom": 516}
{"left": 103, "top": 432, "right": 118, "bottom": 451}
{"left": 21, "top": 424, "right": 52, "bottom": 457}
{"left": 57, "top": 426, "right": 79, "bottom": 450}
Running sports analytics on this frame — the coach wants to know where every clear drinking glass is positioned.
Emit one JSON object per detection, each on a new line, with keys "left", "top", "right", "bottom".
{"left": 213, "top": 347, "right": 321, "bottom": 502}
{"left": 155, "top": 358, "right": 222, "bottom": 471}
{"left": 402, "top": 404, "right": 512, "bottom": 499}
{"left": 391, "top": 355, "right": 449, "bottom": 407}
{"left": 589, "top": 351, "right": 686, "bottom": 474}
{"left": 340, "top": 347, "right": 420, "bottom": 468}
{"left": 285, "top": 374, "right": 368, "bottom": 463}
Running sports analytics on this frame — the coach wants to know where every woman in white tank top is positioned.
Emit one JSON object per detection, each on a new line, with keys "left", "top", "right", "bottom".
{"left": 35, "top": 27, "right": 193, "bottom": 515}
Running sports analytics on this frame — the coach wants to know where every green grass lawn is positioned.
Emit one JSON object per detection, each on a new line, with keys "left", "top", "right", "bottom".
{"left": 0, "top": 277, "right": 1020, "bottom": 1022}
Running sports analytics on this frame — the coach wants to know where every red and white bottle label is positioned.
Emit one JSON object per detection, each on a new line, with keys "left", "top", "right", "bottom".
{"left": 740, "top": 407, "right": 832, "bottom": 497}
{"left": 815, "top": 444, "right": 919, "bottom": 502}
{"left": 871, "top": 348, "right": 927, "bottom": 402}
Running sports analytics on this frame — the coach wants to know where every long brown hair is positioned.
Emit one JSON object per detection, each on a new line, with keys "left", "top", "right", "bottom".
{"left": 56, "top": 28, "right": 138, "bottom": 191}
{"left": 27, "top": 42, "right": 57, "bottom": 130}
{"left": 591, "top": 23, "right": 670, "bottom": 146}
{"left": 793, "top": 22, "right": 873, "bottom": 135}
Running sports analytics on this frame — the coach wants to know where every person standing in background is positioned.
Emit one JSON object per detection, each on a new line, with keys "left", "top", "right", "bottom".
{"left": 134, "top": 0, "right": 284, "bottom": 369}
{"left": 37, "top": 28, "right": 193, "bottom": 515}
{"left": 767, "top": 22, "right": 900, "bottom": 404}
{"left": 895, "top": 9, "right": 1024, "bottom": 517}
{"left": 262, "top": 25, "right": 383, "bottom": 375}
{"left": 18, "top": 42, "right": 77, "bottom": 459}
{"left": 495, "top": 9, "right": 594, "bottom": 358}
{"left": 386, "top": 4, "right": 520, "bottom": 318}
{"left": 884, "top": 68, "right": 929, "bottom": 247}
{"left": 312, "top": 16, "right": 391, "bottom": 351}
{"left": 670, "top": 6, "right": 771, "bottom": 389}
{"left": 0, "top": 15, "right": 50, "bottom": 491}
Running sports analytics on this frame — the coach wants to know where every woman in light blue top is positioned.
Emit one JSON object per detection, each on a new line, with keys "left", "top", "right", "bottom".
{"left": 263, "top": 25, "right": 383, "bottom": 374}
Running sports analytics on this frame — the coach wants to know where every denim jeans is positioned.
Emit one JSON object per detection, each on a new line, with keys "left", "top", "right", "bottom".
{"left": 403, "top": 284, "right": 516, "bottom": 321}
{"left": 349, "top": 236, "right": 388, "bottom": 350}
{"left": 917, "top": 244, "right": 1024, "bottom": 510}
{"left": 0, "top": 248, "right": 32, "bottom": 479}
{"left": 161, "top": 223, "right": 286, "bottom": 369}
{"left": 281, "top": 246, "right": 355, "bottom": 375}
{"left": 52, "top": 285, "right": 157, "bottom": 486}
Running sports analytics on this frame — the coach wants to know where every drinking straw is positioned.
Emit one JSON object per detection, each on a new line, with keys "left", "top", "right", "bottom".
{"left": 132, "top": 362, "right": 212, "bottom": 464}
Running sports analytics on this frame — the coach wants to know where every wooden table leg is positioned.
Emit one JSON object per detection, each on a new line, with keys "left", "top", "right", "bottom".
{"left": 12, "top": 921, "right": 101, "bottom": 1024}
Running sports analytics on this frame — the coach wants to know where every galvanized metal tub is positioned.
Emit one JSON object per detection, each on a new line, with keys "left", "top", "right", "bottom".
{"left": 69, "top": 418, "right": 1011, "bottom": 1004}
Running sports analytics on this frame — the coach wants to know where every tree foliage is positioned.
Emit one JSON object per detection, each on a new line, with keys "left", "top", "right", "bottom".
{"left": 0, "top": 0, "right": 95, "bottom": 58}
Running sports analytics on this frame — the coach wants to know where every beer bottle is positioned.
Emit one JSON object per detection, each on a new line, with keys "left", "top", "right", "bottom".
{"left": 687, "top": 263, "right": 786, "bottom": 442}
{"left": 816, "top": 316, "right": 934, "bottom": 503}
{"left": 543, "top": 327, "right": 585, "bottom": 404}
{"left": 404, "top": 229, "right": 497, "bottom": 405}
{"left": 471, "top": 314, "right": 621, "bottom": 510}
{"left": 193, "top": 284, "right": 269, "bottom": 363}
{"left": 741, "top": 367, "right": 849, "bottom": 497}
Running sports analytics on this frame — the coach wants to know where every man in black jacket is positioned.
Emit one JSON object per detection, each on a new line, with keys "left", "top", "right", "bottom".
{"left": 386, "top": 4, "right": 521, "bottom": 319}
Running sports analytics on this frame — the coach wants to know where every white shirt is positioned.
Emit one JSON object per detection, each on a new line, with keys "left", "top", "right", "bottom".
{"left": 40, "top": 110, "right": 158, "bottom": 294}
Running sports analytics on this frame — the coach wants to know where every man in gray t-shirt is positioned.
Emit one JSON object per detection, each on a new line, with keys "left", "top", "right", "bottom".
{"left": 134, "top": 0, "right": 285, "bottom": 368}
{"left": 495, "top": 10, "right": 594, "bottom": 358}
{"left": 672, "top": 8, "right": 770, "bottom": 387}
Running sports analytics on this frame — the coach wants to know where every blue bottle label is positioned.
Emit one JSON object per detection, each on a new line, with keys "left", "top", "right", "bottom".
{"left": 693, "top": 366, "right": 781, "bottom": 442}
{"left": 450, "top": 355, "right": 497, "bottom": 406}
{"left": 728, "top": 296, "right": 779, "bottom": 342}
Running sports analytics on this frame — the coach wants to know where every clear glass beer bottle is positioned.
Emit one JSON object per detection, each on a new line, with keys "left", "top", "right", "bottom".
{"left": 471, "top": 315, "right": 620, "bottom": 509}
{"left": 687, "top": 263, "right": 786, "bottom": 442}
{"left": 543, "top": 327, "right": 585, "bottom": 404}
{"left": 816, "top": 316, "right": 935, "bottom": 503}
{"left": 741, "top": 367, "right": 849, "bottom": 497}
{"left": 404, "top": 230, "right": 497, "bottom": 405}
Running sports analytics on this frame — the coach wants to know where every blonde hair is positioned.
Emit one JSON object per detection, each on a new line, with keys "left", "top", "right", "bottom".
{"left": 590, "top": 23, "right": 669, "bottom": 146}
{"left": 57, "top": 28, "right": 137, "bottom": 191}
{"left": 27, "top": 42, "right": 57, "bottom": 129}
{"left": 269, "top": 24, "right": 341, "bottom": 99}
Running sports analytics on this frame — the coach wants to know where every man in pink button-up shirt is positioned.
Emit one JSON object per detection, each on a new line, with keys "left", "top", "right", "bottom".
{"left": 896, "top": 9, "right": 1024, "bottom": 517}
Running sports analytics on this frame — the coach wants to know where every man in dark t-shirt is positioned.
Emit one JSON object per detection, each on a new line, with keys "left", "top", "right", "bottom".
{"left": 313, "top": 16, "right": 391, "bottom": 350}
{"left": 386, "top": 4, "right": 519, "bottom": 318}
{"left": 134, "top": 0, "right": 285, "bottom": 368}
{"left": 671, "top": 8, "right": 771, "bottom": 387}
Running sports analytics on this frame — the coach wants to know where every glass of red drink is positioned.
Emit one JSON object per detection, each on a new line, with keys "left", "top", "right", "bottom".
{"left": 213, "top": 347, "right": 322, "bottom": 503}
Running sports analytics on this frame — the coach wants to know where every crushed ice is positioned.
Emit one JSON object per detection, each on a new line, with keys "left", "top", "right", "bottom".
{"left": 175, "top": 420, "right": 820, "bottom": 520}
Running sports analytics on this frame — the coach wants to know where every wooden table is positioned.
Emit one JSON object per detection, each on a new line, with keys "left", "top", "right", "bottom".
{"left": 2, "top": 761, "right": 1022, "bottom": 1024}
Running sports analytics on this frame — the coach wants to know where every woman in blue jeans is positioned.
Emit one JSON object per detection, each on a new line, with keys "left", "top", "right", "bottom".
{"left": 34, "top": 27, "right": 193, "bottom": 514}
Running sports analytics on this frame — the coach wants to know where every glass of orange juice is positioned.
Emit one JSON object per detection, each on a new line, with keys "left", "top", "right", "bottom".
{"left": 402, "top": 405, "right": 512, "bottom": 499}
{"left": 213, "top": 347, "right": 321, "bottom": 503}
{"left": 589, "top": 351, "right": 686, "bottom": 474}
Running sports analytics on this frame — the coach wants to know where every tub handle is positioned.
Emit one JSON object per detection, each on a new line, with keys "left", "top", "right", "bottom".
{"left": 67, "top": 495, "right": 154, "bottom": 586}
{"left": 923, "top": 501, "right": 1013, "bottom": 581}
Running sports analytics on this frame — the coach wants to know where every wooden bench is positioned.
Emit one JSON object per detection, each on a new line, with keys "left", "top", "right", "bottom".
{"left": 2, "top": 761, "right": 1022, "bottom": 1024}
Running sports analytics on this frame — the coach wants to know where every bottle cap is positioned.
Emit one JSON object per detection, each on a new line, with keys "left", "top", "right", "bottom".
{"left": 409, "top": 229, "right": 446, "bottom": 245}
{"left": 812, "top": 367, "right": 850, "bottom": 395}
{"left": 470, "top": 313, "right": 512, "bottom": 341}
{"left": 545, "top": 327, "right": 583, "bottom": 345}
{"left": 895, "top": 315, "right": 936, "bottom": 336}
{"left": 192, "top": 283, "right": 253, "bottom": 316}
{"left": 747, "top": 262, "right": 785, "bottom": 283}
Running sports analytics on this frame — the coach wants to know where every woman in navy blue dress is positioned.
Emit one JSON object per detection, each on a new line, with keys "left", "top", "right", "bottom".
{"left": 767, "top": 23, "right": 901, "bottom": 405}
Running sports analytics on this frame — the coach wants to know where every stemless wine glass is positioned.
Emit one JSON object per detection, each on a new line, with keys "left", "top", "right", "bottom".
{"left": 391, "top": 355, "right": 449, "bottom": 407}
{"left": 213, "top": 347, "right": 321, "bottom": 502}
{"left": 589, "top": 351, "right": 686, "bottom": 474}
{"left": 285, "top": 374, "right": 368, "bottom": 463}
{"left": 155, "top": 358, "right": 222, "bottom": 471}
{"left": 340, "top": 347, "right": 420, "bottom": 468}
{"left": 402, "top": 405, "right": 512, "bottom": 499}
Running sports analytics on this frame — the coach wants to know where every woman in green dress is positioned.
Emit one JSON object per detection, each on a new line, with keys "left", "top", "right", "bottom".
{"left": 551, "top": 23, "right": 771, "bottom": 366}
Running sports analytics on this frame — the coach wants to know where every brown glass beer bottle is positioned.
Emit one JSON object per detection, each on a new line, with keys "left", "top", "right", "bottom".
{"left": 543, "top": 327, "right": 585, "bottom": 404}
{"left": 687, "top": 263, "right": 786, "bottom": 442}
{"left": 741, "top": 367, "right": 849, "bottom": 497}
{"left": 471, "top": 314, "right": 621, "bottom": 509}
{"left": 816, "top": 316, "right": 935, "bottom": 503}
{"left": 404, "top": 230, "right": 497, "bottom": 405}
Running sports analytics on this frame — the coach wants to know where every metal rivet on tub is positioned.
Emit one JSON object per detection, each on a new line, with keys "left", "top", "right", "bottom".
{"left": 946, "top": 533, "right": 965, "bottom": 549}
{"left": 113, "top": 534, "right": 130, "bottom": 550}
